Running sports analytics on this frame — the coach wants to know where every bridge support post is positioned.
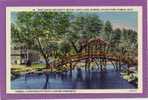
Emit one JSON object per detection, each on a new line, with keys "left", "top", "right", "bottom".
{"left": 127, "top": 64, "right": 130, "bottom": 75}
{"left": 110, "top": 60, "right": 116, "bottom": 71}
{"left": 93, "top": 58, "right": 100, "bottom": 72}
{"left": 118, "top": 61, "right": 121, "bottom": 71}
{"left": 69, "top": 63, "right": 72, "bottom": 77}
{"left": 88, "top": 60, "right": 91, "bottom": 73}
{"left": 100, "top": 58, "right": 104, "bottom": 72}
{"left": 100, "top": 65, "right": 103, "bottom": 71}
{"left": 85, "top": 60, "right": 88, "bottom": 71}
{"left": 115, "top": 61, "right": 119, "bottom": 71}
{"left": 103, "top": 57, "right": 107, "bottom": 71}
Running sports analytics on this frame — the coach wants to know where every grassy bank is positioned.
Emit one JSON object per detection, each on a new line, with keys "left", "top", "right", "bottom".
{"left": 11, "top": 64, "right": 46, "bottom": 80}
{"left": 11, "top": 63, "right": 73, "bottom": 80}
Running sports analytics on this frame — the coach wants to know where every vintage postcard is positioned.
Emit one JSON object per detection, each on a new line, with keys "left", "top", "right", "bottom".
{"left": 0, "top": 0, "right": 148, "bottom": 99}
{"left": 6, "top": 6, "right": 142, "bottom": 93}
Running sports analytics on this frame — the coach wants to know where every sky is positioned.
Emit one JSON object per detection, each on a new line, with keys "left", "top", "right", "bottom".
{"left": 96, "top": 12, "right": 137, "bottom": 32}
{"left": 11, "top": 12, "right": 138, "bottom": 32}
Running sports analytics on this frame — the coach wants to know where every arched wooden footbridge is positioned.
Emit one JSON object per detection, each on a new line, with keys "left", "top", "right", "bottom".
{"left": 47, "top": 50, "right": 137, "bottom": 69}
{"left": 43, "top": 36, "right": 138, "bottom": 72}
{"left": 47, "top": 36, "right": 137, "bottom": 71}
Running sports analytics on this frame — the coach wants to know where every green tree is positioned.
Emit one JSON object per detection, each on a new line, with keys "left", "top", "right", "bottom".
{"left": 66, "top": 14, "right": 103, "bottom": 53}
{"left": 111, "top": 28, "right": 122, "bottom": 49}
{"left": 12, "top": 12, "right": 71, "bottom": 67}
{"left": 104, "top": 21, "right": 113, "bottom": 41}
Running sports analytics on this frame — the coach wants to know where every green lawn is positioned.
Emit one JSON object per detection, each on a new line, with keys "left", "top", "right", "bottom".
{"left": 11, "top": 64, "right": 46, "bottom": 75}
{"left": 11, "top": 63, "right": 70, "bottom": 75}
{"left": 12, "top": 64, "right": 46, "bottom": 68}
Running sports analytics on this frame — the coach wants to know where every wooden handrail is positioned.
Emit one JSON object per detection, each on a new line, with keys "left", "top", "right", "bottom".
{"left": 48, "top": 50, "right": 137, "bottom": 68}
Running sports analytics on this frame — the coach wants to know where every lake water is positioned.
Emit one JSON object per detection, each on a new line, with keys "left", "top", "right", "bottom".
{"left": 11, "top": 65, "right": 136, "bottom": 89}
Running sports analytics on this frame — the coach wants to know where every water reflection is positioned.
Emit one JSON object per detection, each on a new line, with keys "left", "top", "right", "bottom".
{"left": 76, "top": 68, "right": 83, "bottom": 81}
{"left": 11, "top": 65, "right": 136, "bottom": 89}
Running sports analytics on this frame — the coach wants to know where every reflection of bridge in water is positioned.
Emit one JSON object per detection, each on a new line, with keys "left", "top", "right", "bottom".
{"left": 12, "top": 66, "right": 136, "bottom": 89}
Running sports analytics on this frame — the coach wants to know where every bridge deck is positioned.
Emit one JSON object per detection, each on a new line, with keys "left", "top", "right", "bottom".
{"left": 48, "top": 51, "right": 137, "bottom": 69}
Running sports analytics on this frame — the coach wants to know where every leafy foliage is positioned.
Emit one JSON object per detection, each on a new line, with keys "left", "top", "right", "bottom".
{"left": 11, "top": 12, "right": 138, "bottom": 64}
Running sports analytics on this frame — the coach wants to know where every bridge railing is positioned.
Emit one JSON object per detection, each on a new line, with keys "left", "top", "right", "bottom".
{"left": 48, "top": 50, "right": 137, "bottom": 68}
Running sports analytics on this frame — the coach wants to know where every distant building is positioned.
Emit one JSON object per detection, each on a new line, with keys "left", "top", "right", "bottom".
{"left": 11, "top": 43, "right": 41, "bottom": 65}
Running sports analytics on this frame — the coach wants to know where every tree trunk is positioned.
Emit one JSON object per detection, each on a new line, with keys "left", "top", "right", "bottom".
{"left": 70, "top": 40, "right": 79, "bottom": 53}
{"left": 36, "top": 38, "right": 49, "bottom": 68}
{"left": 36, "top": 38, "right": 50, "bottom": 89}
